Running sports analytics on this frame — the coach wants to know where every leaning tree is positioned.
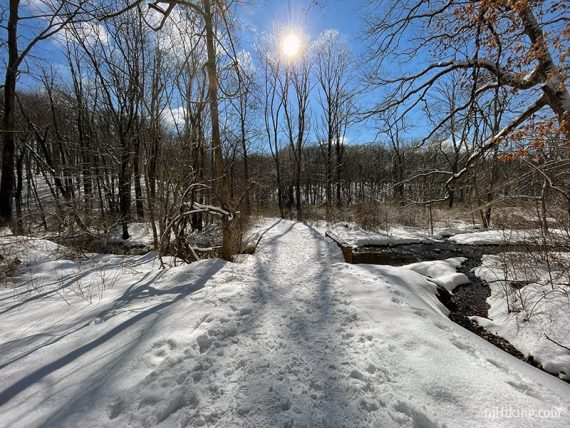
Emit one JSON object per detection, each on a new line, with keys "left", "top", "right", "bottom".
{"left": 365, "top": 0, "right": 569, "bottom": 207}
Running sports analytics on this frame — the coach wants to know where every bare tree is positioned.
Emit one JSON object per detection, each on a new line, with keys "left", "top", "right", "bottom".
{"left": 377, "top": 109, "right": 411, "bottom": 204}
{"left": 231, "top": 51, "right": 257, "bottom": 215}
{"left": 0, "top": 0, "right": 86, "bottom": 227}
{"left": 257, "top": 33, "right": 285, "bottom": 218}
{"left": 67, "top": 7, "right": 148, "bottom": 239}
{"left": 281, "top": 32, "right": 312, "bottom": 221}
{"left": 95, "top": 0, "right": 240, "bottom": 259}
{"left": 366, "top": 0, "right": 570, "bottom": 202}
{"left": 314, "top": 29, "right": 355, "bottom": 208}
{"left": 426, "top": 74, "right": 473, "bottom": 208}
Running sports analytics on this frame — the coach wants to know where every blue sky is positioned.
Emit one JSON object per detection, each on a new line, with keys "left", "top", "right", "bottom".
{"left": 2, "top": 0, "right": 426, "bottom": 146}
{"left": 238, "top": 0, "right": 366, "bottom": 54}
{"left": 235, "top": 0, "right": 401, "bottom": 145}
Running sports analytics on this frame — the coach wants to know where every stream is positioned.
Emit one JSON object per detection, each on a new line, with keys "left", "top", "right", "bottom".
{"left": 349, "top": 241, "right": 542, "bottom": 368}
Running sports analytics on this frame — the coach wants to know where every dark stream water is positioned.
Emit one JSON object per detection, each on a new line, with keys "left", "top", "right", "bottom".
{"left": 353, "top": 242, "right": 501, "bottom": 317}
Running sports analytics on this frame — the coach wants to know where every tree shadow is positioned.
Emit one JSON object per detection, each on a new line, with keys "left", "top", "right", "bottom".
{"left": 219, "top": 220, "right": 357, "bottom": 425}
{"left": 1, "top": 219, "right": 360, "bottom": 426}
{"left": 0, "top": 252, "right": 156, "bottom": 315}
{"left": 0, "top": 259, "right": 224, "bottom": 408}
{"left": 0, "top": 268, "right": 170, "bottom": 371}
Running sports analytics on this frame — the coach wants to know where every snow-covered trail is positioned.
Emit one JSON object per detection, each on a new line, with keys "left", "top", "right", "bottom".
{"left": 110, "top": 219, "right": 365, "bottom": 426}
{"left": 0, "top": 219, "right": 569, "bottom": 427}
{"left": 203, "top": 220, "right": 362, "bottom": 426}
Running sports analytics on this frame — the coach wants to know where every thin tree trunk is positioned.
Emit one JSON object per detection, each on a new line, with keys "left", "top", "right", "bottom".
{"left": 241, "top": 110, "right": 250, "bottom": 214}
{"left": 119, "top": 137, "right": 132, "bottom": 239}
{"left": 15, "top": 148, "right": 24, "bottom": 233}
{"left": 134, "top": 135, "right": 144, "bottom": 219}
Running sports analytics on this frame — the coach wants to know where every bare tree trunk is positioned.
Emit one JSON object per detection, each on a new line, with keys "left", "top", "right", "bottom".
{"left": 336, "top": 134, "right": 344, "bottom": 207}
{"left": 275, "top": 156, "right": 284, "bottom": 218}
{"left": 15, "top": 147, "right": 25, "bottom": 233}
{"left": 240, "top": 108, "right": 250, "bottom": 214}
{"left": 326, "top": 128, "right": 333, "bottom": 204}
{"left": 295, "top": 150, "right": 302, "bottom": 220}
{"left": 119, "top": 138, "right": 132, "bottom": 239}
{"left": 0, "top": 0, "right": 19, "bottom": 227}
{"left": 134, "top": 135, "right": 144, "bottom": 219}
{"left": 203, "top": 0, "right": 234, "bottom": 261}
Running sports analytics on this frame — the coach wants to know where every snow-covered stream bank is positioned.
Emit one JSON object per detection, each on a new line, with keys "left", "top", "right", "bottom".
{"left": 327, "top": 223, "right": 570, "bottom": 381}
{"left": 1, "top": 219, "right": 569, "bottom": 427}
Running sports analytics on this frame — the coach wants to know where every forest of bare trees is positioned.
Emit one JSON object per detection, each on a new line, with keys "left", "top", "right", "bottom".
{"left": 1, "top": 0, "right": 568, "bottom": 260}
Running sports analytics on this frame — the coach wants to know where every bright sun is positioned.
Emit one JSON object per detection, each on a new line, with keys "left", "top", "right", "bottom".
{"left": 281, "top": 33, "right": 301, "bottom": 58}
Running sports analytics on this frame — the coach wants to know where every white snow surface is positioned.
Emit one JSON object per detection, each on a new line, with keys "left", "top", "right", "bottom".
{"left": 0, "top": 219, "right": 569, "bottom": 427}
{"left": 404, "top": 258, "right": 471, "bottom": 292}
{"left": 449, "top": 229, "right": 569, "bottom": 246}
{"left": 0, "top": 234, "right": 67, "bottom": 266}
{"left": 327, "top": 223, "right": 440, "bottom": 248}
{"left": 449, "top": 230, "right": 518, "bottom": 245}
{"left": 473, "top": 254, "right": 570, "bottom": 381}
{"left": 111, "top": 222, "right": 155, "bottom": 247}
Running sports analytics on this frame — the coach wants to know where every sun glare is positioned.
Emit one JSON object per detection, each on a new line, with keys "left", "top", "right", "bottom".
{"left": 281, "top": 32, "right": 302, "bottom": 58}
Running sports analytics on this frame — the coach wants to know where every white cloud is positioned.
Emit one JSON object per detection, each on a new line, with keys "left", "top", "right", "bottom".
{"left": 162, "top": 106, "right": 187, "bottom": 128}
{"left": 55, "top": 21, "right": 109, "bottom": 47}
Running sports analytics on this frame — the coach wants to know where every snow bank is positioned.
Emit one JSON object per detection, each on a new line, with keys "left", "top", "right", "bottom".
{"left": 449, "top": 229, "right": 569, "bottom": 246}
{"left": 450, "top": 230, "right": 508, "bottom": 245}
{"left": 403, "top": 257, "right": 469, "bottom": 292}
{"left": 0, "top": 234, "right": 67, "bottom": 267}
{"left": 327, "top": 223, "right": 440, "bottom": 248}
{"left": 339, "top": 262, "right": 569, "bottom": 427}
{"left": 473, "top": 254, "right": 570, "bottom": 380}
{"left": 436, "top": 220, "right": 483, "bottom": 237}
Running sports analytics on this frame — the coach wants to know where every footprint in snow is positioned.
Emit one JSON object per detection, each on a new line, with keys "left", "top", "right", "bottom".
{"left": 108, "top": 399, "right": 125, "bottom": 420}
{"left": 196, "top": 334, "right": 213, "bottom": 353}
{"left": 359, "top": 398, "right": 381, "bottom": 412}
{"left": 391, "top": 297, "right": 404, "bottom": 305}
{"left": 506, "top": 379, "right": 542, "bottom": 399}
{"left": 433, "top": 320, "right": 454, "bottom": 332}
{"left": 412, "top": 308, "right": 429, "bottom": 317}
{"left": 350, "top": 368, "right": 368, "bottom": 382}
{"left": 451, "top": 338, "right": 477, "bottom": 356}
{"left": 147, "top": 339, "right": 177, "bottom": 366}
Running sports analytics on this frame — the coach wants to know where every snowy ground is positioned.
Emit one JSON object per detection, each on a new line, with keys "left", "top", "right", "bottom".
{"left": 449, "top": 229, "right": 569, "bottom": 246}
{"left": 325, "top": 222, "right": 570, "bottom": 381}
{"left": 111, "top": 222, "right": 156, "bottom": 247}
{"left": 327, "top": 222, "right": 569, "bottom": 248}
{"left": 326, "top": 223, "right": 441, "bottom": 248}
{"left": 1, "top": 219, "right": 569, "bottom": 427}
{"left": 403, "top": 258, "right": 471, "bottom": 293}
{"left": 474, "top": 253, "right": 570, "bottom": 380}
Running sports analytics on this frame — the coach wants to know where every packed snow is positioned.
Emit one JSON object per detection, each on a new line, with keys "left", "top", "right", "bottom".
{"left": 0, "top": 219, "right": 569, "bottom": 427}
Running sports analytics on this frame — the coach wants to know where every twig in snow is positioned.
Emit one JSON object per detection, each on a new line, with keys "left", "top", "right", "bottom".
{"left": 544, "top": 333, "right": 570, "bottom": 352}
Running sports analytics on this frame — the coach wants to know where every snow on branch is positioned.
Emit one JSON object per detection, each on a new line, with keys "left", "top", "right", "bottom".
{"left": 181, "top": 202, "right": 233, "bottom": 220}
